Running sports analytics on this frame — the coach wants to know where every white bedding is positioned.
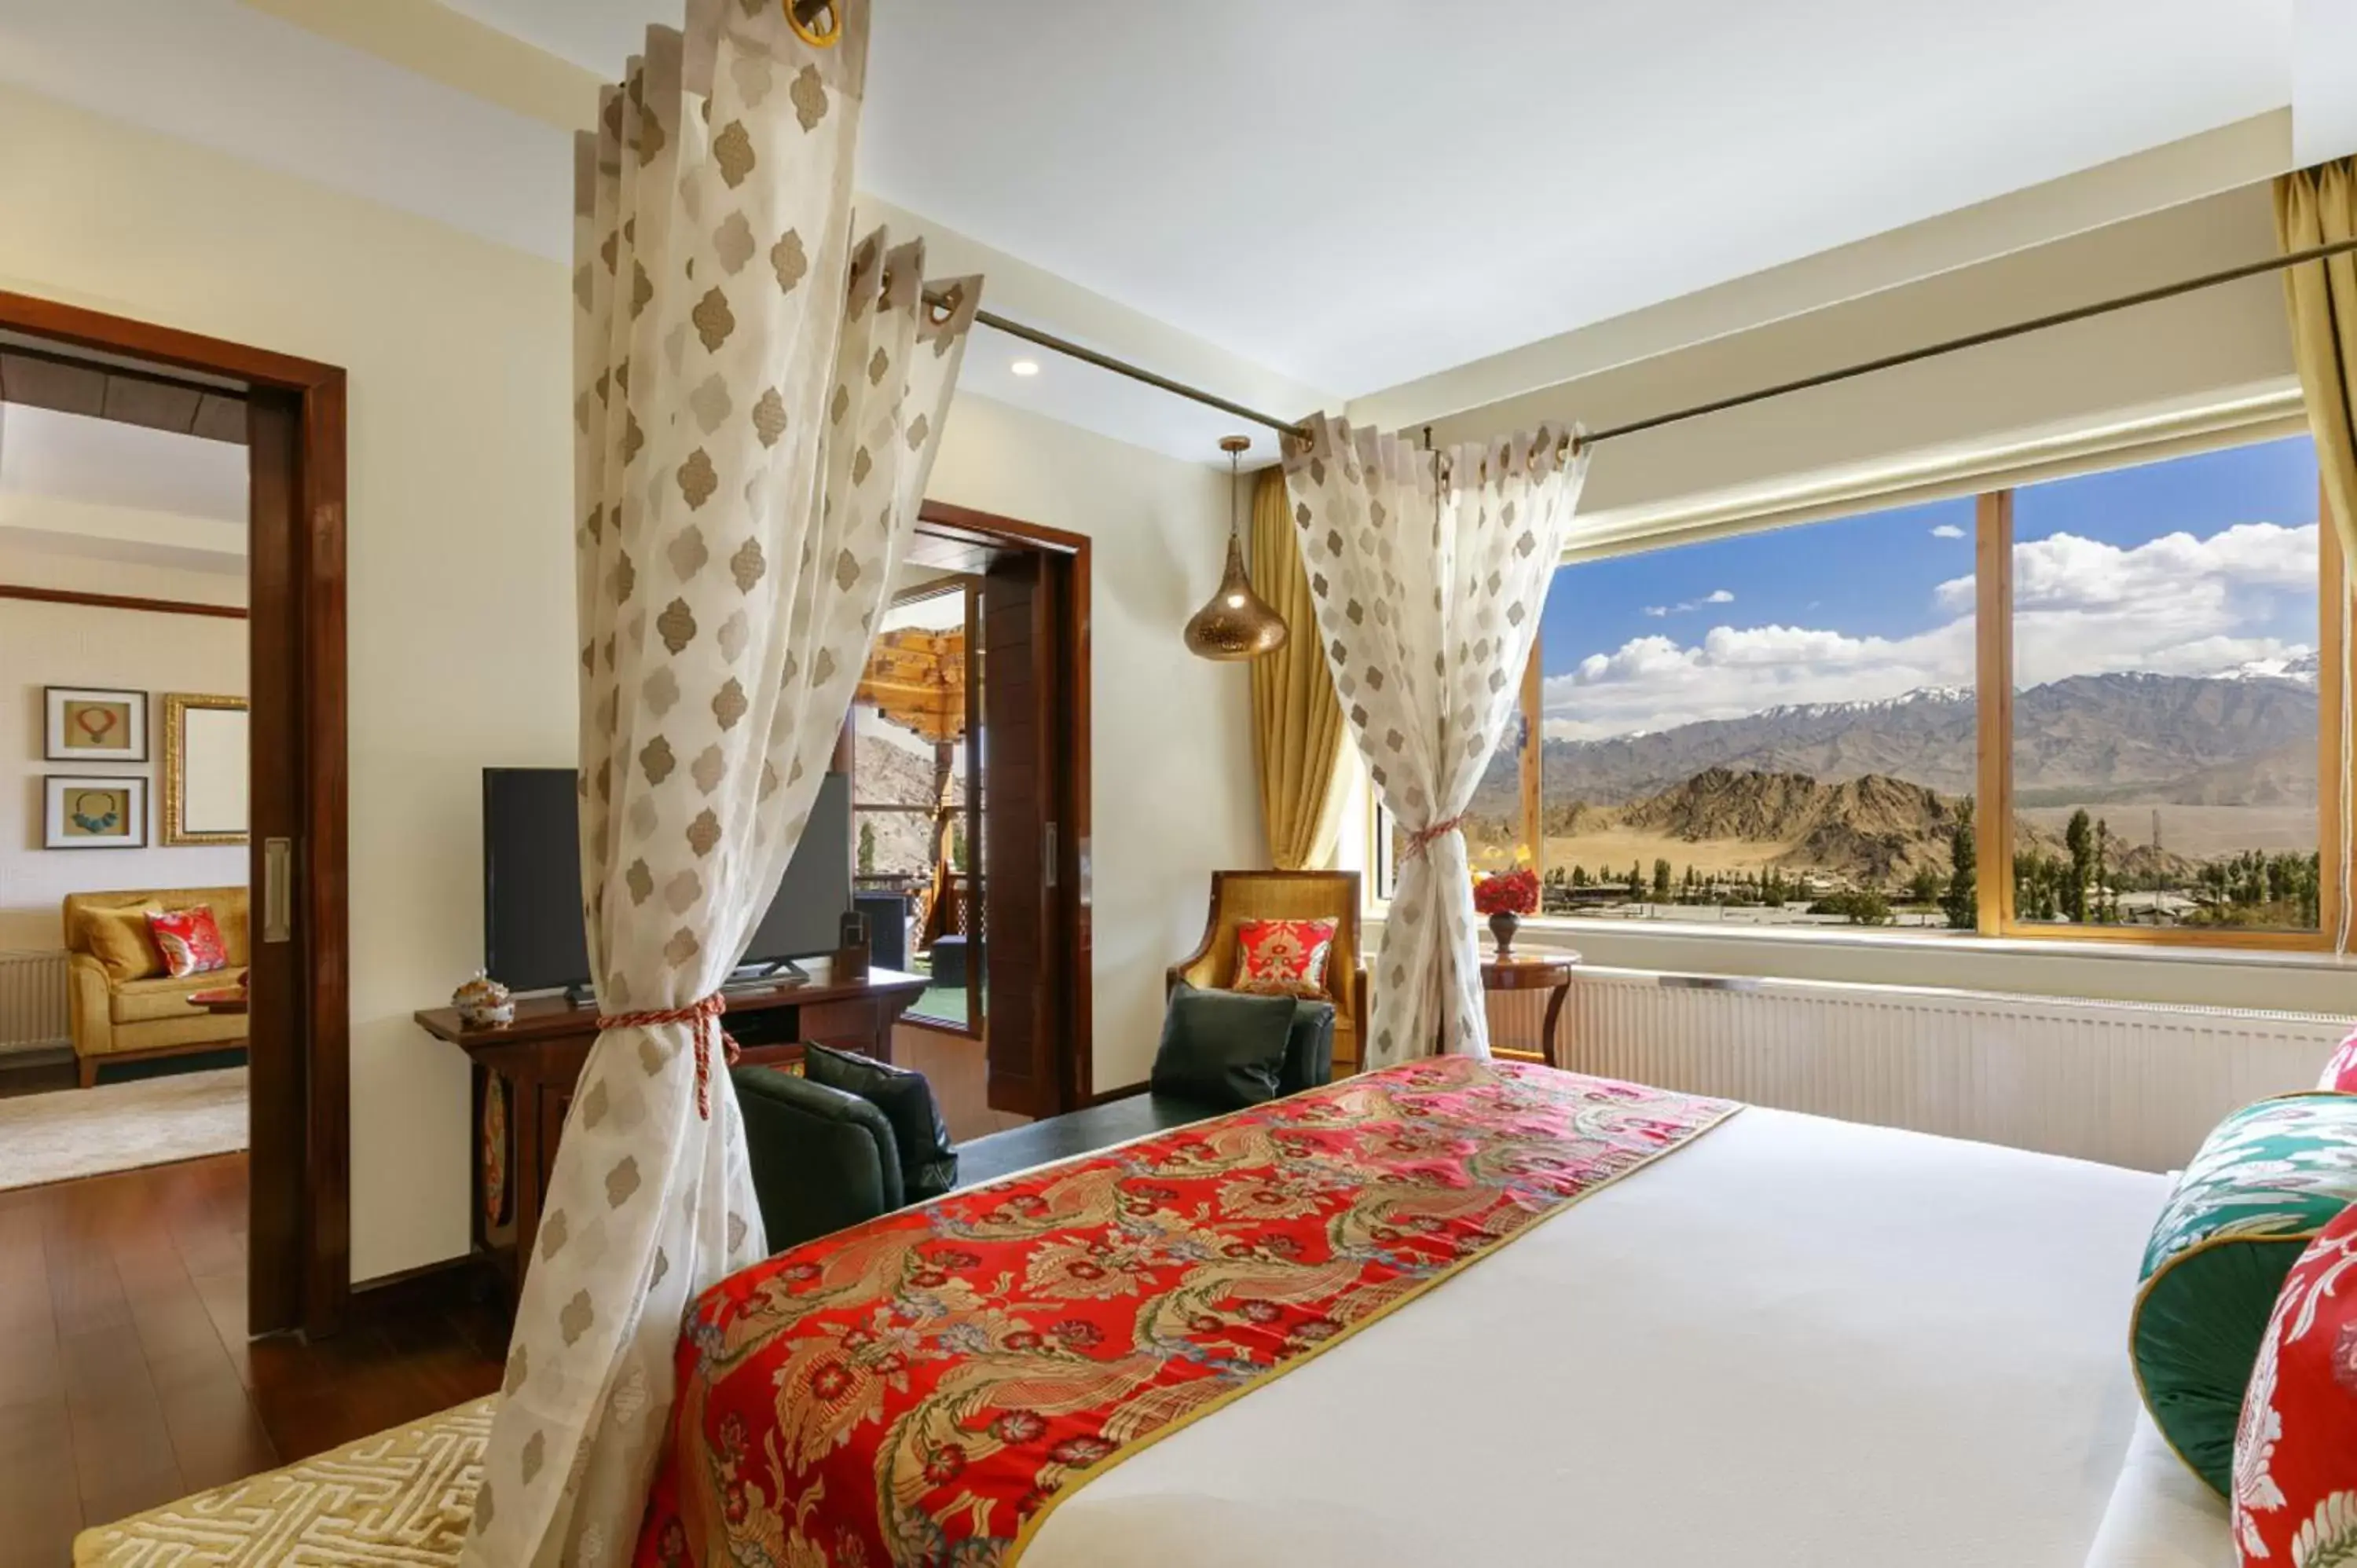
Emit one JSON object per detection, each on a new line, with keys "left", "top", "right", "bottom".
{"left": 2080, "top": 1412, "right": 2232, "bottom": 1568}
{"left": 1025, "top": 1105, "right": 2181, "bottom": 1568}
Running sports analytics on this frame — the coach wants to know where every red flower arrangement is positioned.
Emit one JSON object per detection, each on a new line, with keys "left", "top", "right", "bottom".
{"left": 1472, "top": 866, "right": 1540, "bottom": 916}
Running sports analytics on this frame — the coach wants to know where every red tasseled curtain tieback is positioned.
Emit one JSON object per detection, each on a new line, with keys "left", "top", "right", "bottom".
{"left": 1402, "top": 814, "right": 1466, "bottom": 859}
{"left": 596, "top": 992, "right": 739, "bottom": 1120}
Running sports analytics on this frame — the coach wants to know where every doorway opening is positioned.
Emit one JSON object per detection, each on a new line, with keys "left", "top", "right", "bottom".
{"left": 863, "top": 503, "right": 1091, "bottom": 1138}
{"left": 0, "top": 291, "right": 348, "bottom": 1341}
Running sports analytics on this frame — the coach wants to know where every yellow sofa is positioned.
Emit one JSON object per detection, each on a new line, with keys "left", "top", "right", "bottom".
{"left": 64, "top": 886, "right": 249, "bottom": 1086}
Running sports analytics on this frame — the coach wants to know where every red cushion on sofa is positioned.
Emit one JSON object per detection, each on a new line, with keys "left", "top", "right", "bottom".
{"left": 147, "top": 905, "right": 230, "bottom": 979}
{"left": 2233, "top": 1200, "right": 2357, "bottom": 1563}
{"left": 2320, "top": 1029, "right": 2357, "bottom": 1093}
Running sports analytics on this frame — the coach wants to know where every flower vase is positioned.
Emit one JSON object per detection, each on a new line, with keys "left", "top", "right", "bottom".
{"left": 1489, "top": 910, "right": 1522, "bottom": 961}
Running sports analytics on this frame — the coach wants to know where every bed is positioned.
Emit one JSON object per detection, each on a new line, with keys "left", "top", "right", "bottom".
{"left": 634, "top": 1057, "right": 2229, "bottom": 1567}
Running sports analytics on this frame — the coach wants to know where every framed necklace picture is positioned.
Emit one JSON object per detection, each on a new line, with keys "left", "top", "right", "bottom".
{"left": 44, "top": 775, "right": 149, "bottom": 849}
{"left": 45, "top": 686, "right": 148, "bottom": 762}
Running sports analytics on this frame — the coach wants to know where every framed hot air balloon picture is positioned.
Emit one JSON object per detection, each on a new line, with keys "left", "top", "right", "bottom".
{"left": 44, "top": 687, "right": 148, "bottom": 763}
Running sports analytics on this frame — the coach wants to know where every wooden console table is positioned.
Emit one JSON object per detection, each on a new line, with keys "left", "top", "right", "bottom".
{"left": 414, "top": 966, "right": 927, "bottom": 1306}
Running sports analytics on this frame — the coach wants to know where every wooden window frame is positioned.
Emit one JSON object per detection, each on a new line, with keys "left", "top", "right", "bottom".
{"left": 854, "top": 573, "right": 986, "bottom": 1034}
{"left": 1974, "top": 474, "right": 2345, "bottom": 951}
{"left": 1376, "top": 442, "right": 2345, "bottom": 954}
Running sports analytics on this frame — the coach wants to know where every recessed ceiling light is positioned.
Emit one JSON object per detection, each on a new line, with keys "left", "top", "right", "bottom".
{"left": 1010, "top": 358, "right": 1040, "bottom": 377}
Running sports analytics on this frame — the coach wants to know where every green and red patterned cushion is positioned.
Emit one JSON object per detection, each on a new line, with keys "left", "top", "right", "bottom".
{"left": 2135, "top": 1093, "right": 2357, "bottom": 1496}
{"left": 2232, "top": 1200, "right": 2357, "bottom": 1563}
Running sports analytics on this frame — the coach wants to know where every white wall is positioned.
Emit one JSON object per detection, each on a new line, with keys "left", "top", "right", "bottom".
{"left": 925, "top": 394, "right": 1265, "bottom": 1091}
{"left": 0, "top": 81, "right": 1264, "bottom": 1277}
{"left": 0, "top": 559, "right": 247, "bottom": 952}
{"left": 0, "top": 81, "right": 578, "bottom": 1281}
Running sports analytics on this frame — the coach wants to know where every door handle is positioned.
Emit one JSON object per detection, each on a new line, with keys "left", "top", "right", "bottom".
{"left": 1043, "top": 821, "right": 1058, "bottom": 889}
{"left": 263, "top": 837, "right": 294, "bottom": 943}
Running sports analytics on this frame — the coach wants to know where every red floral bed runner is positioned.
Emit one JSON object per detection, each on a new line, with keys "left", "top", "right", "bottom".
{"left": 636, "top": 1057, "right": 1737, "bottom": 1567}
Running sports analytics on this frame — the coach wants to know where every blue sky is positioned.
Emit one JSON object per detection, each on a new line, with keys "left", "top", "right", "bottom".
{"left": 1534, "top": 435, "right": 2320, "bottom": 741}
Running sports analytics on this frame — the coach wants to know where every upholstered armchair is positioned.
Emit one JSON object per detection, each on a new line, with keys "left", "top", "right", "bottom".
{"left": 1168, "top": 870, "right": 1365, "bottom": 1075}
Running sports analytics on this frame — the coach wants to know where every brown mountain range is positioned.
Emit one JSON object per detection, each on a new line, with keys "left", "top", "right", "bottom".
{"left": 1496, "top": 672, "right": 2318, "bottom": 810}
{"left": 1516, "top": 765, "right": 2205, "bottom": 889}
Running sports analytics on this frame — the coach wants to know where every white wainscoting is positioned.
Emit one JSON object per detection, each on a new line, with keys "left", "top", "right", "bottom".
{"left": 1488, "top": 967, "right": 2350, "bottom": 1174}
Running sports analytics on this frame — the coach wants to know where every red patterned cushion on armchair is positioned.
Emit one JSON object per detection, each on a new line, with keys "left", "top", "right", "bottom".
{"left": 2232, "top": 1200, "right": 2357, "bottom": 1563}
{"left": 1231, "top": 917, "right": 1336, "bottom": 999}
{"left": 147, "top": 905, "right": 230, "bottom": 978}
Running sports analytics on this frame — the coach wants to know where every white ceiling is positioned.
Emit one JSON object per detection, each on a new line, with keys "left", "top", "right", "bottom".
{"left": 0, "top": 0, "right": 574, "bottom": 258}
{"left": 1, "top": 0, "right": 2322, "bottom": 458}
{"left": 0, "top": 404, "right": 248, "bottom": 575}
{"left": 442, "top": 0, "right": 2297, "bottom": 395}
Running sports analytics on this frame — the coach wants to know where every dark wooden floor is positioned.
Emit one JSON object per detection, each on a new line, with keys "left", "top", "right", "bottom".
{"left": 0, "top": 1153, "right": 504, "bottom": 1568}
{"left": 0, "top": 1056, "right": 78, "bottom": 1100}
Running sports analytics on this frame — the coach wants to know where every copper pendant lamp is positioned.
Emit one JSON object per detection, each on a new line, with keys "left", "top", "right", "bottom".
{"left": 1184, "top": 435, "right": 1290, "bottom": 661}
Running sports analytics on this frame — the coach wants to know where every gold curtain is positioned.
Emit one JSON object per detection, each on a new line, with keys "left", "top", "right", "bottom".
{"left": 1249, "top": 465, "right": 1349, "bottom": 869}
{"left": 2277, "top": 156, "right": 2357, "bottom": 573}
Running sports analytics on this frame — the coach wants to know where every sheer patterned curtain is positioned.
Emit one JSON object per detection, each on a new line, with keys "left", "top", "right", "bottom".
{"left": 1284, "top": 416, "right": 1587, "bottom": 1068}
{"left": 467, "top": 2, "right": 977, "bottom": 1562}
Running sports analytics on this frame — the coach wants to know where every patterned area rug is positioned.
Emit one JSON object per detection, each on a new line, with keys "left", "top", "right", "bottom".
{"left": 75, "top": 1398, "right": 493, "bottom": 1566}
{"left": 0, "top": 1065, "right": 247, "bottom": 1191}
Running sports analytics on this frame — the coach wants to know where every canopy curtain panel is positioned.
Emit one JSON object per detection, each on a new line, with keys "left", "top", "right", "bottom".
{"left": 1284, "top": 416, "right": 1587, "bottom": 1068}
{"left": 466, "top": 2, "right": 979, "bottom": 1562}
{"left": 1250, "top": 464, "right": 1351, "bottom": 870}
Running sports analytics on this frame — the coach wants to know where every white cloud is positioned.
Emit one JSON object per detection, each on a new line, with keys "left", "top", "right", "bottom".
{"left": 1546, "top": 617, "right": 1976, "bottom": 740}
{"left": 1642, "top": 588, "right": 1736, "bottom": 617}
{"left": 1543, "top": 522, "right": 2318, "bottom": 741}
{"left": 1930, "top": 523, "right": 1965, "bottom": 540}
{"left": 2007, "top": 522, "right": 2315, "bottom": 687}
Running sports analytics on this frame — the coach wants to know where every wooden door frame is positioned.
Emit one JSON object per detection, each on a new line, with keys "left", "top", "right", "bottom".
{"left": 0, "top": 291, "right": 349, "bottom": 1338}
{"left": 916, "top": 501, "right": 1094, "bottom": 1108}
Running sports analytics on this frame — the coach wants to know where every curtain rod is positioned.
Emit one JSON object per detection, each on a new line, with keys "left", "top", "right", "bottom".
{"left": 941, "top": 233, "right": 2357, "bottom": 452}
{"left": 970, "top": 306, "right": 1303, "bottom": 437}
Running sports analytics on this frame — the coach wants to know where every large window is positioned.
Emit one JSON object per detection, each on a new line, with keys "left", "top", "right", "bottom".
{"left": 1382, "top": 432, "right": 2340, "bottom": 950}
{"left": 1525, "top": 494, "right": 1979, "bottom": 931}
{"left": 1992, "top": 438, "right": 2330, "bottom": 940}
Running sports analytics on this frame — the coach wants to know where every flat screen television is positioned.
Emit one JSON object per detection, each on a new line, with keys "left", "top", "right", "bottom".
{"left": 482, "top": 767, "right": 853, "bottom": 995}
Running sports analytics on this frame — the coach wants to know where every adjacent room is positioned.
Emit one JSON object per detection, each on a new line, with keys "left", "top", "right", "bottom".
{"left": 2, "top": 4, "right": 2355, "bottom": 1567}
{"left": 0, "top": 360, "right": 251, "bottom": 1192}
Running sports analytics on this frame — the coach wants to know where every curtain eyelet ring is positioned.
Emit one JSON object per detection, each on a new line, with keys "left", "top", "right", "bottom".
{"left": 786, "top": 0, "right": 842, "bottom": 48}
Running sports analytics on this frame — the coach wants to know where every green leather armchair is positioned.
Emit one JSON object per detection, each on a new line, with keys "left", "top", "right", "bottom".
{"left": 732, "top": 1065, "right": 904, "bottom": 1255}
{"left": 735, "top": 998, "right": 1338, "bottom": 1254}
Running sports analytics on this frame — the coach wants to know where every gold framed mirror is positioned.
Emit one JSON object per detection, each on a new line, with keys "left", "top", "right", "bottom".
{"left": 162, "top": 692, "right": 249, "bottom": 845}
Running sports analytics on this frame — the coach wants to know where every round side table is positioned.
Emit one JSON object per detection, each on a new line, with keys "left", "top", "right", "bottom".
{"left": 1479, "top": 951, "right": 1579, "bottom": 1068}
